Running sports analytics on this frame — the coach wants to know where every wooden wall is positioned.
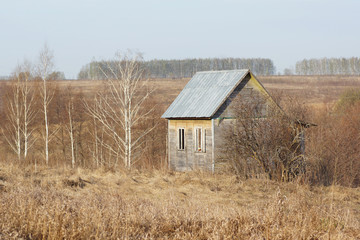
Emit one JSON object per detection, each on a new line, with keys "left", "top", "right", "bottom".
{"left": 168, "top": 120, "right": 213, "bottom": 171}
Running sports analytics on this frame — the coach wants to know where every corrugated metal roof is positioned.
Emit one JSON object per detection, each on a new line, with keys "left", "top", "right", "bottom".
{"left": 162, "top": 69, "right": 249, "bottom": 118}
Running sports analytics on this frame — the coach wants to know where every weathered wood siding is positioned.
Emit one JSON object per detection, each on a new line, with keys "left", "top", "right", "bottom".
{"left": 213, "top": 73, "right": 269, "bottom": 119}
{"left": 213, "top": 74, "right": 251, "bottom": 118}
{"left": 168, "top": 120, "right": 213, "bottom": 171}
{"left": 213, "top": 119, "right": 234, "bottom": 171}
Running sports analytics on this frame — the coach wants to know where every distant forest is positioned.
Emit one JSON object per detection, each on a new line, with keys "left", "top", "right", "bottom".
{"left": 77, "top": 58, "right": 276, "bottom": 79}
{"left": 294, "top": 57, "right": 360, "bottom": 75}
{"left": 2, "top": 57, "right": 360, "bottom": 80}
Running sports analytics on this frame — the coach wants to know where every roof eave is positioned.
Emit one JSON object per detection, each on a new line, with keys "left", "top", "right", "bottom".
{"left": 162, "top": 117, "right": 212, "bottom": 120}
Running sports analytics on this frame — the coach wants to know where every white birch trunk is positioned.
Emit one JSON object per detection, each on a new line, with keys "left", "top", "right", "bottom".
{"left": 38, "top": 44, "right": 54, "bottom": 166}
{"left": 84, "top": 51, "right": 156, "bottom": 170}
{"left": 23, "top": 92, "right": 28, "bottom": 158}
{"left": 15, "top": 84, "right": 21, "bottom": 161}
{"left": 43, "top": 78, "right": 49, "bottom": 165}
{"left": 93, "top": 113, "right": 99, "bottom": 167}
{"left": 68, "top": 102, "right": 75, "bottom": 168}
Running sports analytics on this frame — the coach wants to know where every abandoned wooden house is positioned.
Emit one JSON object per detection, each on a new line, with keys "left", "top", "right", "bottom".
{"left": 162, "top": 69, "right": 285, "bottom": 172}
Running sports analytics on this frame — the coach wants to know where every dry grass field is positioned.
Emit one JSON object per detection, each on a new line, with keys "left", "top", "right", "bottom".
{"left": 0, "top": 162, "right": 360, "bottom": 239}
{"left": 56, "top": 75, "right": 360, "bottom": 110}
{"left": 1, "top": 75, "right": 360, "bottom": 239}
{"left": 259, "top": 75, "right": 360, "bottom": 108}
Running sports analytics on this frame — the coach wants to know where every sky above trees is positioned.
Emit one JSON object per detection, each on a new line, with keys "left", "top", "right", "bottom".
{"left": 1, "top": 0, "right": 359, "bottom": 78}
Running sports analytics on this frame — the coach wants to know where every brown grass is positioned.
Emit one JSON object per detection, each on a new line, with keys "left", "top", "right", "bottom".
{"left": 2, "top": 75, "right": 359, "bottom": 114}
{"left": 1, "top": 76, "right": 360, "bottom": 238}
{"left": 0, "top": 163, "right": 359, "bottom": 239}
{"left": 259, "top": 75, "right": 360, "bottom": 109}
{"left": 49, "top": 75, "right": 360, "bottom": 111}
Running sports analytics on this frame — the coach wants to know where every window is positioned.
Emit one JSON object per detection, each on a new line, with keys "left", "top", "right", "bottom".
{"left": 195, "top": 127, "right": 204, "bottom": 152}
{"left": 178, "top": 128, "right": 185, "bottom": 150}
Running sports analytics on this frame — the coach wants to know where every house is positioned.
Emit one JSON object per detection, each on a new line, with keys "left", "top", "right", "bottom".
{"left": 162, "top": 69, "right": 283, "bottom": 172}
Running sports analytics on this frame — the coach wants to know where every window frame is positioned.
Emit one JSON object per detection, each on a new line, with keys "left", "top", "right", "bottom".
{"left": 194, "top": 127, "right": 205, "bottom": 153}
{"left": 178, "top": 128, "right": 185, "bottom": 151}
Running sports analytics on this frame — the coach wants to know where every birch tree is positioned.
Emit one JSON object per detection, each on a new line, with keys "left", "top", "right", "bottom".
{"left": 62, "top": 86, "right": 76, "bottom": 168}
{"left": 85, "top": 51, "right": 155, "bottom": 169}
{"left": 20, "top": 63, "right": 37, "bottom": 159}
{"left": 2, "top": 72, "right": 22, "bottom": 161}
{"left": 65, "top": 98, "right": 75, "bottom": 168}
{"left": 37, "top": 45, "right": 55, "bottom": 165}
{"left": 2, "top": 63, "right": 37, "bottom": 161}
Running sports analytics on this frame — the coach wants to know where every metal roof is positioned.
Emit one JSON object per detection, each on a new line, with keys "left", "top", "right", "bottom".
{"left": 162, "top": 69, "right": 250, "bottom": 118}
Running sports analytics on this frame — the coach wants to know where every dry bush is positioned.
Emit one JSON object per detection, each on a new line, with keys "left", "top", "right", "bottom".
{"left": 275, "top": 90, "right": 360, "bottom": 187}
{"left": 307, "top": 96, "right": 360, "bottom": 187}
{"left": 335, "top": 88, "right": 360, "bottom": 112}
{"left": 221, "top": 93, "right": 307, "bottom": 182}
{"left": 135, "top": 98, "right": 167, "bottom": 170}
{"left": 0, "top": 163, "right": 359, "bottom": 239}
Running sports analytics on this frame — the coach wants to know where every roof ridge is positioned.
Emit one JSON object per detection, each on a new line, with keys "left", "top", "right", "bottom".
{"left": 195, "top": 69, "right": 250, "bottom": 74}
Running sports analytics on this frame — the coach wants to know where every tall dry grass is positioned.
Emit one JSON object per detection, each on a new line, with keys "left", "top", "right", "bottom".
{"left": 0, "top": 163, "right": 359, "bottom": 239}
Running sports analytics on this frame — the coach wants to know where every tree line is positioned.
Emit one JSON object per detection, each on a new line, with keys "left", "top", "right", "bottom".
{"left": 294, "top": 57, "right": 360, "bottom": 75}
{"left": 5, "top": 57, "right": 360, "bottom": 80}
{"left": 79, "top": 57, "right": 360, "bottom": 78}
{"left": 77, "top": 58, "right": 276, "bottom": 79}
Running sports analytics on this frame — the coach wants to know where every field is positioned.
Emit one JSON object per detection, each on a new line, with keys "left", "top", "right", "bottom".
{"left": 0, "top": 162, "right": 360, "bottom": 239}
{"left": 1, "top": 75, "right": 360, "bottom": 239}
{"left": 55, "top": 75, "right": 360, "bottom": 110}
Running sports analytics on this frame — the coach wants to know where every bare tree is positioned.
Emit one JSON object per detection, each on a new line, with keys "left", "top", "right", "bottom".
{"left": 62, "top": 86, "right": 76, "bottom": 168}
{"left": 2, "top": 72, "right": 23, "bottom": 161}
{"left": 20, "top": 63, "right": 37, "bottom": 159}
{"left": 88, "top": 96, "right": 104, "bottom": 167}
{"left": 37, "top": 45, "right": 56, "bottom": 165}
{"left": 2, "top": 62, "right": 37, "bottom": 161}
{"left": 85, "top": 51, "right": 155, "bottom": 169}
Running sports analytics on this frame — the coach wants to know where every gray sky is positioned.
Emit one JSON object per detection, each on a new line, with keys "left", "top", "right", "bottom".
{"left": 1, "top": 0, "right": 359, "bottom": 78}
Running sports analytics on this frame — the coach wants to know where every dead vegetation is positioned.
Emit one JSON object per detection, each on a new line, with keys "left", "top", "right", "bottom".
{"left": 0, "top": 163, "right": 359, "bottom": 239}
{"left": 1, "top": 74, "right": 360, "bottom": 238}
